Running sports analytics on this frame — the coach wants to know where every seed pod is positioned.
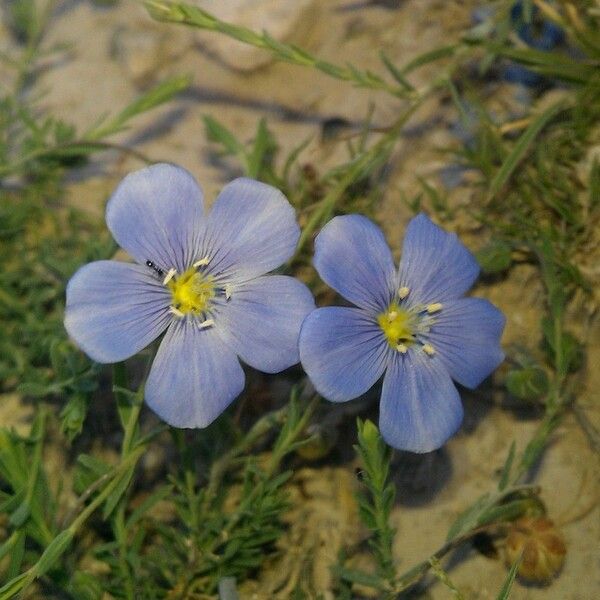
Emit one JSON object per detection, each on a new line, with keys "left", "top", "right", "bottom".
{"left": 296, "top": 423, "right": 338, "bottom": 461}
{"left": 504, "top": 517, "right": 566, "bottom": 582}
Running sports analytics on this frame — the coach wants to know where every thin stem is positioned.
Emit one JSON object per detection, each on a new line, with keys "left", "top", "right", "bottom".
{"left": 201, "top": 404, "right": 290, "bottom": 513}
{"left": 144, "top": 0, "right": 408, "bottom": 98}
{"left": 0, "top": 140, "right": 152, "bottom": 179}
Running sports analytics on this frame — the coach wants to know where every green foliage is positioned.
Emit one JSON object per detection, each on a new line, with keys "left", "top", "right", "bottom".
{"left": 339, "top": 419, "right": 396, "bottom": 591}
{"left": 476, "top": 240, "right": 513, "bottom": 274}
{"left": 89, "top": 392, "right": 314, "bottom": 598}
{"left": 204, "top": 115, "right": 280, "bottom": 183}
{"left": 0, "top": 410, "right": 55, "bottom": 557}
{"left": 496, "top": 554, "right": 522, "bottom": 600}
{"left": 145, "top": 0, "right": 409, "bottom": 97}
{"left": 1, "top": 0, "right": 598, "bottom": 597}
{"left": 0, "top": 76, "right": 189, "bottom": 180}
{"left": 505, "top": 366, "right": 550, "bottom": 401}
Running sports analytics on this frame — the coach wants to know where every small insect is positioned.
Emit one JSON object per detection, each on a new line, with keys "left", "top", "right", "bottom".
{"left": 146, "top": 260, "right": 164, "bottom": 277}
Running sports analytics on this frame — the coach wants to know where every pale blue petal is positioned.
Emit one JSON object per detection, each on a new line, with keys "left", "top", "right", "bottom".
{"left": 145, "top": 319, "right": 245, "bottom": 428}
{"left": 427, "top": 298, "right": 505, "bottom": 388}
{"left": 199, "top": 178, "right": 299, "bottom": 281}
{"left": 299, "top": 306, "right": 389, "bottom": 402}
{"left": 379, "top": 352, "right": 464, "bottom": 453}
{"left": 106, "top": 163, "right": 205, "bottom": 273}
{"left": 64, "top": 260, "right": 172, "bottom": 363}
{"left": 313, "top": 215, "right": 396, "bottom": 313}
{"left": 218, "top": 275, "right": 315, "bottom": 373}
{"left": 398, "top": 213, "right": 479, "bottom": 304}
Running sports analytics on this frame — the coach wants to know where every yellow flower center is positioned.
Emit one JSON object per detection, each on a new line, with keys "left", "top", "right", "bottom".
{"left": 377, "top": 302, "right": 416, "bottom": 348}
{"left": 167, "top": 267, "right": 215, "bottom": 314}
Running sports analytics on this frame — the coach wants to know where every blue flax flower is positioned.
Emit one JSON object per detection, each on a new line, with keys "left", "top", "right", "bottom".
{"left": 299, "top": 213, "right": 505, "bottom": 453}
{"left": 65, "top": 164, "right": 315, "bottom": 428}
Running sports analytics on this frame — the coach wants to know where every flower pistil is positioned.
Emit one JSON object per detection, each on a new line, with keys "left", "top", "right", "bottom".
{"left": 377, "top": 287, "right": 443, "bottom": 356}
{"left": 155, "top": 257, "right": 236, "bottom": 327}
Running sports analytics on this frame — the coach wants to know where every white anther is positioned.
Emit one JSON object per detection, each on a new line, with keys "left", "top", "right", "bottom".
{"left": 163, "top": 268, "right": 177, "bottom": 285}
{"left": 193, "top": 256, "right": 210, "bottom": 268}
{"left": 198, "top": 319, "right": 214, "bottom": 329}
{"left": 224, "top": 284, "right": 233, "bottom": 301}
{"left": 426, "top": 303, "right": 443, "bottom": 314}
{"left": 423, "top": 343, "right": 435, "bottom": 356}
{"left": 396, "top": 343, "right": 408, "bottom": 354}
{"left": 169, "top": 306, "right": 184, "bottom": 318}
{"left": 398, "top": 286, "right": 410, "bottom": 299}
{"left": 387, "top": 310, "right": 398, "bottom": 321}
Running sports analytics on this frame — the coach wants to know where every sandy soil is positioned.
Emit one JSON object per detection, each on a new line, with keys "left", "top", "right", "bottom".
{"left": 2, "top": 0, "right": 599, "bottom": 598}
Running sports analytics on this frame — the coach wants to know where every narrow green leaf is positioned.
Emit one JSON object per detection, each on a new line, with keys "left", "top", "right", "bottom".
{"left": 35, "top": 529, "right": 74, "bottom": 577}
{"left": 496, "top": 554, "right": 522, "bottom": 600}
{"left": 334, "top": 565, "right": 384, "bottom": 589}
{"left": 126, "top": 484, "right": 173, "bottom": 529}
{"left": 247, "top": 118, "right": 275, "bottom": 178}
{"left": 498, "top": 442, "right": 516, "bottom": 492}
{"left": 102, "top": 464, "right": 135, "bottom": 519}
{"left": 446, "top": 493, "right": 491, "bottom": 541}
{"left": 0, "top": 572, "right": 29, "bottom": 600}
{"left": 476, "top": 240, "right": 513, "bottom": 274}
{"left": 5, "top": 530, "right": 25, "bottom": 580}
{"left": 379, "top": 51, "right": 414, "bottom": 91}
{"left": 203, "top": 115, "right": 245, "bottom": 157}
{"left": 505, "top": 367, "right": 549, "bottom": 400}
{"left": 86, "top": 74, "right": 191, "bottom": 140}
{"left": 400, "top": 44, "right": 457, "bottom": 74}
{"left": 488, "top": 101, "right": 566, "bottom": 199}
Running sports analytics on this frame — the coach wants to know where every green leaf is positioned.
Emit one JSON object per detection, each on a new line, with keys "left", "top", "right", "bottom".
{"left": 247, "top": 118, "right": 276, "bottom": 178}
{"left": 35, "top": 529, "right": 74, "bottom": 577}
{"left": 446, "top": 493, "right": 491, "bottom": 541}
{"left": 400, "top": 44, "right": 457, "bottom": 74}
{"left": 203, "top": 115, "right": 245, "bottom": 157}
{"left": 16, "top": 382, "right": 52, "bottom": 397}
{"left": 5, "top": 530, "right": 25, "bottom": 581}
{"left": 488, "top": 101, "right": 566, "bottom": 199}
{"left": 60, "top": 394, "right": 89, "bottom": 442}
{"left": 0, "top": 572, "right": 29, "bottom": 600}
{"left": 334, "top": 565, "right": 384, "bottom": 589}
{"left": 477, "top": 499, "right": 530, "bottom": 528}
{"left": 379, "top": 51, "right": 414, "bottom": 91}
{"left": 476, "top": 240, "right": 513, "bottom": 274}
{"left": 505, "top": 367, "right": 549, "bottom": 400}
{"left": 86, "top": 74, "right": 191, "bottom": 140}
{"left": 102, "top": 464, "right": 135, "bottom": 519}
{"left": 496, "top": 555, "right": 522, "bottom": 600}
{"left": 67, "top": 571, "right": 104, "bottom": 600}
{"left": 498, "top": 442, "right": 515, "bottom": 492}
{"left": 541, "top": 319, "right": 584, "bottom": 373}
{"left": 353, "top": 419, "right": 395, "bottom": 582}
{"left": 73, "top": 453, "right": 110, "bottom": 494}
{"left": 8, "top": 500, "right": 30, "bottom": 528}
{"left": 126, "top": 484, "right": 173, "bottom": 529}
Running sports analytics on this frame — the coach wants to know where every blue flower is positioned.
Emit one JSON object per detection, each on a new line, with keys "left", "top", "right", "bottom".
{"left": 299, "top": 213, "right": 505, "bottom": 453}
{"left": 65, "top": 163, "right": 315, "bottom": 428}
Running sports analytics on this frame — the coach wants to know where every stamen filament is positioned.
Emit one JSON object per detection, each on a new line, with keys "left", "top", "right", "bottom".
{"left": 169, "top": 306, "right": 184, "bottom": 318}
{"left": 198, "top": 319, "right": 214, "bottom": 329}
{"left": 163, "top": 268, "right": 177, "bottom": 285}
